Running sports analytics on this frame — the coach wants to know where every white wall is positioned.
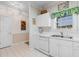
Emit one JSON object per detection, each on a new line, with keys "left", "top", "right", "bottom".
{"left": 0, "top": 5, "right": 29, "bottom": 34}
{"left": 29, "top": 4, "right": 39, "bottom": 48}
{"left": 0, "top": 5, "right": 29, "bottom": 43}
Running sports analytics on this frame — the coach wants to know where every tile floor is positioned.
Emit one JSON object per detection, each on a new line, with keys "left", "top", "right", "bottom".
{"left": 0, "top": 42, "right": 48, "bottom": 57}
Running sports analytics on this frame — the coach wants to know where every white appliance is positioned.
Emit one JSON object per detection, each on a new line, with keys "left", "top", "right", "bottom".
{"left": 36, "top": 13, "right": 51, "bottom": 27}
{"left": 38, "top": 35, "right": 50, "bottom": 55}
{"left": 0, "top": 16, "right": 13, "bottom": 48}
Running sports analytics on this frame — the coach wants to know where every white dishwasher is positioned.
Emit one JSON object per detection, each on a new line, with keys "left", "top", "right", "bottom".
{"left": 38, "top": 36, "right": 50, "bottom": 55}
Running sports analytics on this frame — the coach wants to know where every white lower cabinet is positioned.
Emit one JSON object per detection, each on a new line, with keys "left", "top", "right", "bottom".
{"left": 37, "top": 37, "right": 79, "bottom": 57}
{"left": 50, "top": 38, "right": 59, "bottom": 57}
{"left": 30, "top": 34, "right": 39, "bottom": 48}
{"left": 34, "top": 34, "right": 39, "bottom": 49}
{"left": 58, "top": 39, "right": 72, "bottom": 57}
{"left": 50, "top": 38, "right": 72, "bottom": 57}
{"left": 72, "top": 42, "right": 79, "bottom": 57}
{"left": 39, "top": 37, "right": 49, "bottom": 54}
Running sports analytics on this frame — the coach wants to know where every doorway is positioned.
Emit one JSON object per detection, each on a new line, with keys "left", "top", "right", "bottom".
{"left": 0, "top": 16, "right": 13, "bottom": 48}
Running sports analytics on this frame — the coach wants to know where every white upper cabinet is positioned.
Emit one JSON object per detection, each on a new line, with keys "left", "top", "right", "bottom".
{"left": 36, "top": 13, "right": 51, "bottom": 27}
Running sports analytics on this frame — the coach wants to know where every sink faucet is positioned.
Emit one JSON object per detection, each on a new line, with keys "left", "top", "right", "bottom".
{"left": 60, "top": 32, "right": 64, "bottom": 38}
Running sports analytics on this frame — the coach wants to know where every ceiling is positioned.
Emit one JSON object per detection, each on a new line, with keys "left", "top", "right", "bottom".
{"left": 31, "top": 1, "right": 57, "bottom": 8}
{"left": 0, "top": 1, "right": 58, "bottom": 13}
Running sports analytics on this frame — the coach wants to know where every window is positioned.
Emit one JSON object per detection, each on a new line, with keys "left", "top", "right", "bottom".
{"left": 57, "top": 16, "right": 73, "bottom": 28}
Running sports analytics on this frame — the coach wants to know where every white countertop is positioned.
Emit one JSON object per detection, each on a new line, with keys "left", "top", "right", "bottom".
{"left": 39, "top": 32, "right": 52, "bottom": 37}
{"left": 38, "top": 32, "right": 79, "bottom": 43}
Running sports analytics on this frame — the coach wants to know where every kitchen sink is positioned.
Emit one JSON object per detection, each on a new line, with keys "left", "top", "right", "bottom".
{"left": 51, "top": 35, "right": 63, "bottom": 37}
{"left": 51, "top": 35, "right": 72, "bottom": 39}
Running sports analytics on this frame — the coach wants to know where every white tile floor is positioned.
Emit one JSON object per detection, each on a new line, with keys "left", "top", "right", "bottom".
{"left": 0, "top": 42, "right": 48, "bottom": 57}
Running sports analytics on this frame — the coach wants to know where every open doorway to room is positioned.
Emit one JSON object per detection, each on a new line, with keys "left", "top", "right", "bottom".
{"left": 21, "top": 20, "right": 29, "bottom": 45}
{"left": 13, "top": 19, "right": 29, "bottom": 45}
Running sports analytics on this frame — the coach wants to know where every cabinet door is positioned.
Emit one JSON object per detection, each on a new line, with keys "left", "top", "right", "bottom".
{"left": 36, "top": 13, "right": 51, "bottom": 26}
{"left": 50, "top": 38, "right": 59, "bottom": 57}
{"left": 0, "top": 33, "right": 12, "bottom": 48}
{"left": 36, "top": 15, "right": 41, "bottom": 26}
{"left": 58, "top": 40, "right": 72, "bottom": 57}
{"left": 34, "top": 34, "right": 39, "bottom": 49}
{"left": 0, "top": 16, "right": 12, "bottom": 48}
{"left": 30, "top": 34, "right": 39, "bottom": 48}
{"left": 72, "top": 42, "right": 79, "bottom": 57}
{"left": 39, "top": 37, "right": 49, "bottom": 52}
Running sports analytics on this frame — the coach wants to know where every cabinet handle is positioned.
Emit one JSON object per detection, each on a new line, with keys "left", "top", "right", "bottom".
{"left": 40, "top": 36, "right": 49, "bottom": 38}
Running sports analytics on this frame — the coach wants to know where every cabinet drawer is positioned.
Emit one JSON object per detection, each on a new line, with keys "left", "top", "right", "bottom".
{"left": 73, "top": 42, "right": 79, "bottom": 47}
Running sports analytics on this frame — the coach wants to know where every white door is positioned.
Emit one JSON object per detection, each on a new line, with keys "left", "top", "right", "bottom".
{"left": 0, "top": 16, "right": 12, "bottom": 48}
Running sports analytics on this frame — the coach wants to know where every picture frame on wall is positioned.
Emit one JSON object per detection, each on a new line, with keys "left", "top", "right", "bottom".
{"left": 21, "top": 20, "right": 26, "bottom": 30}
{"left": 58, "top": 1, "right": 69, "bottom": 11}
